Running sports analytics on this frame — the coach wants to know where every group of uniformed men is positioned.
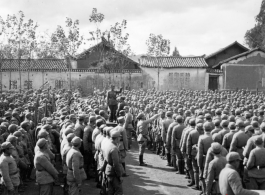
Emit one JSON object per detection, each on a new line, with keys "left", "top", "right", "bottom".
{"left": 1, "top": 87, "right": 265, "bottom": 195}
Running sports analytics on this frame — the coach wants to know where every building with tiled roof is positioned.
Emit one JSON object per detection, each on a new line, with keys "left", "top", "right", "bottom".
{"left": 140, "top": 55, "right": 208, "bottom": 68}
{"left": 138, "top": 55, "right": 209, "bottom": 90}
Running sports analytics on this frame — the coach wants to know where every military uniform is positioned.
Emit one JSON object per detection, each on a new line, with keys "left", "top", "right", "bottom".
{"left": 66, "top": 137, "right": 87, "bottom": 195}
{"left": 34, "top": 139, "right": 58, "bottom": 195}
{"left": 0, "top": 142, "right": 20, "bottom": 195}
{"left": 171, "top": 122, "right": 186, "bottom": 174}
{"left": 103, "top": 130, "right": 123, "bottom": 195}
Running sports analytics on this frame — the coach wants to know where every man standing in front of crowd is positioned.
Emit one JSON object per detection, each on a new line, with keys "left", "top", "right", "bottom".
{"left": 106, "top": 85, "right": 122, "bottom": 122}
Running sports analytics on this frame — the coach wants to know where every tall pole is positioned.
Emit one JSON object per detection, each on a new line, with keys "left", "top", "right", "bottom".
{"left": 18, "top": 35, "right": 21, "bottom": 93}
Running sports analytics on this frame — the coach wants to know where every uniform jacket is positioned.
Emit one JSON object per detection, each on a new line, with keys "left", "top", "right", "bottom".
{"left": 74, "top": 123, "right": 84, "bottom": 139}
{"left": 124, "top": 112, "right": 133, "bottom": 129}
{"left": 165, "top": 121, "right": 178, "bottom": 149}
{"left": 246, "top": 147, "right": 265, "bottom": 178}
{"left": 222, "top": 130, "right": 236, "bottom": 151}
{"left": 243, "top": 135, "right": 259, "bottom": 159}
{"left": 0, "top": 153, "right": 20, "bottom": 190}
{"left": 161, "top": 118, "right": 174, "bottom": 142}
{"left": 187, "top": 129, "right": 203, "bottom": 156}
{"left": 197, "top": 132, "right": 213, "bottom": 168}
{"left": 103, "top": 140, "right": 122, "bottom": 178}
{"left": 203, "top": 147, "right": 228, "bottom": 179}
{"left": 219, "top": 164, "right": 258, "bottom": 195}
{"left": 206, "top": 155, "right": 227, "bottom": 195}
{"left": 114, "top": 125, "right": 128, "bottom": 151}
{"left": 107, "top": 89, "right": 122, "bottom": 106}
{"left": 181, "top": 126, "right": 195, "bottom": 154}
{"left": 83, "top": 124, "right": 94, "bottom": 151}
{"left": 34, "top": 150, "right": 58, "bottom": 184}
{"left": 229, "top": 130, "right": 250, "bottom": 159}
{"left": 66, "top": 147, "right": 87, "bottom": 184}
{"left": 92, "top": 127, "right": 101, "bottom": 143}
{"left": 172, "top": 123, "right": 185, "bottom": 150}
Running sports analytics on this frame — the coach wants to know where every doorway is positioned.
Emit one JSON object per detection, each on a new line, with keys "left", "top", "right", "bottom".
{"left": 209, "top": 76, "right": 218, "bottom": 90}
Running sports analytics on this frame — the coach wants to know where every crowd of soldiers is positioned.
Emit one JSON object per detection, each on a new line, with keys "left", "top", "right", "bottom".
{"left": 0, "top": 86, "right": 265, "bottom": 195}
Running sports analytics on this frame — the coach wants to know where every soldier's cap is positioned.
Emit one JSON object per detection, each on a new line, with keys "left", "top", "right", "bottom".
{"left": 203, "top": 122, "right": 214, "bottom": 131}
{"left": 13, "top": 131, "right": 22, "bottom": 137}
{"left": 119, "top": 110, "right": 125, "bottom": 116}
{"left": 99, "top": 124, "right": 106, "bottom": 132}
{"left": 166, "top": 111, "right": 173, "bottom": 117}
{"left": 221, "top": 120, "right": 229, "bottom": 127}
{"left": 205, "top": 113, "right": 212, "bottom": 120}
{"left": 245, "top": 125, "right": 254, "bottom": 133}
{"left": 137, "top": 113, "right": 145, "bottom": 120}
{"left": 8, "top": 124, "right": 18, "bottom": 133}
{"left": 71, "top": 137, "right": 82, "bottom": 147}
{"left": 64, "top": 128, "right": 74, "bottom": 136}
{"left": 36, "top": 138, "right": 48, "bottom": 148}
{"left": 78, "top": 114, "right": 86, "bottom": 120}
{"left": 46, "top": 117, "right": 53, "bottom": 124}
{"left": 89, "top": 116, "right": 97, "bottom": 123}
{"left": 254, "top": 136, "right": 263, "bottom": 145}
{"left": 96, "top": 119, "right": 104, "bottom": 127}
{"left": 66, "top": 133, "right": 76, "bottom": 143}
{"left": 226, "top": 152, "right": 241, "bottom": 162}
{"left": 124, "top": 106, "right": 130, "bottom": 110}
{"left": 1, "top": 142, "right": 14, "bottom": 150}
{"left": 38, "top": 130, "right": 49, "bottom": 138}
{"left": 110, "top": 130, "right": 121, "bottom": 138}
{"left": 117, "top": 117, "right": 125, "bottom": 123}
{"left": 6, "top": 135, "right": 17, "bottom": 142}
{"left": 211, "top": 142, "right": 222, "bottom": 154}
{"left": 228, "top": 122, "right": 236, "bottom": 130}
{"left": 251, "top": 121, "right": 259, "bottom": 128}
{"left": 196, "top": 118, "right": 204, "bottom": 124}
{"left": 41, "top": 124, "right": 52, "bottom": 131}
{"left": 4, "top": 112, "right": 12, "bottom": 118}
{"left": 236, "top": 120, "right": 245, "bottom": 128}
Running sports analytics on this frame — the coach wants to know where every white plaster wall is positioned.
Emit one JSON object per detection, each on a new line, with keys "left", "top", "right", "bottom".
{"left": 140, "top": 67, "right": 206, "bottom": 90}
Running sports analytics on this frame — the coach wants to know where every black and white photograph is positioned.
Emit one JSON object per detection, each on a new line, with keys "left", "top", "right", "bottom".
{"left": 0, "top": 0, "right": 265, "bottom": 194}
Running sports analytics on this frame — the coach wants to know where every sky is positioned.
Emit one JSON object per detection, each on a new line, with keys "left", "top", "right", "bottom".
{"left": 0, "top": 0, "right": 262, "bottom": 56}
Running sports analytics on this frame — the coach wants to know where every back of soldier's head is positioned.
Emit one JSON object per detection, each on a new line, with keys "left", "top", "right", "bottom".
{"left": 176, "top": 115, "right": 183, "bottom": 124}
{"left": 189, "top": 118, "right": 196, "bottom": 126}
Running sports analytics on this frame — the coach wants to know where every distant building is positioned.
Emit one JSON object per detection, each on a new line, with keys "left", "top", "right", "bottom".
{"left": 0, "top": 37, "right": 144, "bottom": 94}
{"left": 139, "top": 56, "right": 209, "bottom": 90}
{"left": 205, "top": 41, "right": 249, "bottom": 90}
{"left": 215, "top": 48, "right": 265, "bottom": 91}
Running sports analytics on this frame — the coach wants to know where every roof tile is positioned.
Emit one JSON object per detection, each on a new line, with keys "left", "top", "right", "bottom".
{"left": 139, "top": 56, "right": 208, "bottom": 68}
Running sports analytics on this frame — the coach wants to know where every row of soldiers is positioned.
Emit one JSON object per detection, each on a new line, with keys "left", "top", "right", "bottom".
{"left": 1, "top": 87, "right": 265, "bottom": 195}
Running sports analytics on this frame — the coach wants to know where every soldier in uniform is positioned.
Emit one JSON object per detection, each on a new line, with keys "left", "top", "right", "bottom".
{"left": 66, "top": 137, "right": 87, "bottom": 195}
{"left": 162, "top": 111, "right": 174, "bottom": 166}
{"left": 103, "top": 130, "right": 123, "bottom": 195}
{"left": 222, "top": 122, "right": 236, "bottom": 151}
{"left": 113, "top": 117, "right": 128, "bottom": 177}
{"left": 83, "top": 116, "right": 96, "bottom": 179}
{"left": 219, "top": 152, "right": 258, "bottom": 195}
{"left": 197, "top": 122, "right": 213, "bottom": 194}
{"left": 187, "top": 122, "right": 204, "bottom": 190}
{"left": 136, "top": 112, "right": 161, "bottom": 166}
{"left": 205, "top": 143, "right": 227, "bottom": 195}
{"left": 34, "top": 138, "right": 58, "bottom": 195}
{"left": 74, "top": 114, "right": 85, "bottom": 139}
{"left": 171, "top": 115, "right": 185, "bottom": 174}
{"left": 0, "top": 142, "right": 20, "bottom": 195}
{"left": 165, "top": 114, "right": 178, "bottom": 169}
{"left": 106, "top": 85, "right": 122, "bottom": 122}
{"left": 245, "top": 136, "right": 265, "bottom": 190}
{"left": 124, "top": 106, "right": 133, "bottom": 150}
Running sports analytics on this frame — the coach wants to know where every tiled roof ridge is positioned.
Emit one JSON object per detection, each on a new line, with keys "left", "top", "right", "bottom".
{"left": 213, "top": 47, "right": 265, "bottom": 69}
{"left": 205, "top": 41, "right": 249, "bottom": 59}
